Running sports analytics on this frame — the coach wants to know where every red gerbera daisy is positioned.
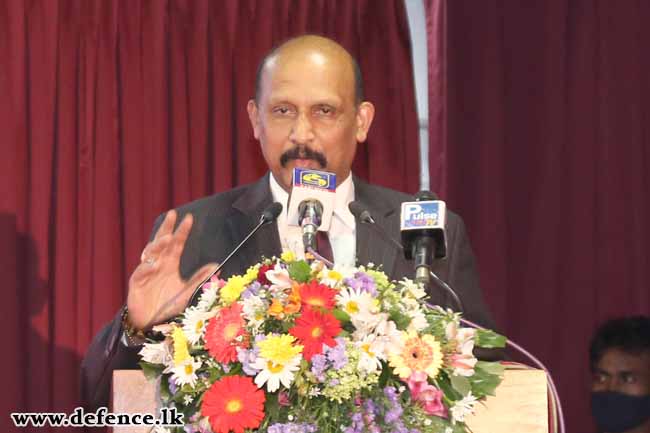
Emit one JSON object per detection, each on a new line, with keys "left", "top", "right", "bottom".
{"left": 204, "top": 303, "right": 248, "bottom": 363}
{"left": 289, "top": 308, "right": 342, "bottom": 361}
{"left": 201, "top": 375, "right": 265, "bottom": 433}
{"left": 298, "top": 280, "right": 337, "bottom": 311}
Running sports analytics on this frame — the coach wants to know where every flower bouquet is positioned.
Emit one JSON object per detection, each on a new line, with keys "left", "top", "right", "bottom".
{"left": 139, "top": 252, "right": 506, "bottom": 433}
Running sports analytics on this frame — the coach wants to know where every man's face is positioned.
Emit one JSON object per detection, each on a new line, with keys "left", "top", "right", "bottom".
{"left": 592, "top": 348, "right": 650, "bottom": 396}
{"left": 247, "top": 49, "right": 374, "bottom": 191}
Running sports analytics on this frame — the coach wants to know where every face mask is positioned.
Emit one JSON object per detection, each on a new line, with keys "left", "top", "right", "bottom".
{"left": 591, "top": 391, "right": 650, "bottom": 433}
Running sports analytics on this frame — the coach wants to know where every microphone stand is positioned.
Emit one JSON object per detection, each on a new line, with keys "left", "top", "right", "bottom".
{"left": 187, "top": 205, "right": 281, "bottom": 307}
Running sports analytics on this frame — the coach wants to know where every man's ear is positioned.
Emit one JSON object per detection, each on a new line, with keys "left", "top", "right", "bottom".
{"left": 247, "top": 99, "right": 261, "bottom": 140}
{"left": 355, "top": 101, "right": 375, "bottom": 143}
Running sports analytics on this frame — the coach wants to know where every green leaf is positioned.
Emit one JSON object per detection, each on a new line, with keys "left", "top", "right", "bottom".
{"left": 288, "top": 260, "right": 312, "bottom": 283}
{"left": 469, "top": 363, "right": 505, "bottom": 397}
{"left": 138, "top": 362, "right": 164, "bottom": 381}
{"left": 332, "top": 308, "right": 351, "bottom": 323}
{"left": 450, "top": 374, "right": 471, "bottom": 396}
{"left": 476, "top": 329, "right": 507, "bottom": 348}
{"left": 476, "top": 360, "right": 505, "bottom": 376}
{"left": 436, "top": 372, "right": 462, "bottom": 400}
{"left": 388, "top": 308, "right": 411, "bottom": 330}
{"left": 159, "top": 375, "right": 171, "bottom": 402}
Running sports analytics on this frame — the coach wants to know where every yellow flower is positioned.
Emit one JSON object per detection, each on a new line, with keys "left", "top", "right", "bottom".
{"left": 243, "top": 265, "right": 259, "bottom": 284}
{"left": 172, "top": 326, "right": 190, "bottom": 366}
{"left": 220, "top": 275, "right": 248, "bottom": 305}
{"left": 281, "top": 250, "right": 295, "bottom": 263}
{"left": 389, "top": 332, "right": 443, "bottom": 379}
{"left": 257, "top": 334, "right": 303, "bottom": 364}
{"left": 326, "top": 270, "right": 342, "bottom": 281}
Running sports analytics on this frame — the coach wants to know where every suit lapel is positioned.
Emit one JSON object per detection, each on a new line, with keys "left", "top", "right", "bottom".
{"left": 353, "top": 177, "right": 400, "bottom": 277}
{"left": 225, "top": 175, "right": 283, "bottom": 275}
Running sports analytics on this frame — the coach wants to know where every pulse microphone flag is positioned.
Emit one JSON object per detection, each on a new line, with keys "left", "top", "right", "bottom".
{"left": 400, "top": 192, "right": 447, "bottom": 283}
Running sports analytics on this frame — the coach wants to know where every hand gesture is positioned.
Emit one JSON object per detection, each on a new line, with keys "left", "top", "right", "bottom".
{"left": 126, "top": 210, "right": 217, "bottom": 330}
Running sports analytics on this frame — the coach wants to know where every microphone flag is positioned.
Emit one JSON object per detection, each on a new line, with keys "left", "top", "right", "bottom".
{"left": 287, "top": 168, "right": 336, "bottom": 231}
{"left": 400, "top": 200, "right": 447, "bottom": 259}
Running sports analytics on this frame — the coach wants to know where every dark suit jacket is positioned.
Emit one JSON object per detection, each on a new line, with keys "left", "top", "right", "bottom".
{"left": 80, "top": 174, "right": 495, "bottom": 410}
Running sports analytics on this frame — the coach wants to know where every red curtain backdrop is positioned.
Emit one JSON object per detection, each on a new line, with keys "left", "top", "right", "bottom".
{"left": 0, "top": 1, "right": 419, "bottom": 430}
{"left": 426, "top": 1, "right": 650, "bottom": 432}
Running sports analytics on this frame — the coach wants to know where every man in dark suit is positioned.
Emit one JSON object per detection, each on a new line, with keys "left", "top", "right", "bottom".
{"left": 81, "top": 35, "right": 496, "bottom": 410}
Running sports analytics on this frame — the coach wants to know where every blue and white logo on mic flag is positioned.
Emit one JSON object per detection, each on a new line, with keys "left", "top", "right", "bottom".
{"left": 400, "top": 201, "right": 446, "bottom": 231}
{"left": 293, "top": 168, "right": 336, "bottom": 192}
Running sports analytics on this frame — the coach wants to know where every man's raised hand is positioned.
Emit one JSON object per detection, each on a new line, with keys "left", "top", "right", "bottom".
{"left": 126, "top": 210, "right": 217, "bottom": 331}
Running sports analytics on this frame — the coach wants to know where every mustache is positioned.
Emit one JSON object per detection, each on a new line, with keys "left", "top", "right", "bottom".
{"left": 280, "top": 146, "right": 327, "bottom": 168}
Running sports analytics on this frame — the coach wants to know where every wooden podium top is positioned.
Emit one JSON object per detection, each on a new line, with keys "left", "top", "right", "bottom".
{"left": 112, "top": 366, "right": 548, "bottom": 433}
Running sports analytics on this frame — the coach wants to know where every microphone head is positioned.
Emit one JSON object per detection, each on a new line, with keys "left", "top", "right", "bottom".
{"left": 348, "top": 201, "right": 375, "bottom": 224}
{"left": 261, "top": 202, "right": 283, "bottom": 224}
{"left": 298, "top": 199, "right": 324, "bottom": 228}
{"left": 415, "top": 190, "right": 439, "bottom": 201}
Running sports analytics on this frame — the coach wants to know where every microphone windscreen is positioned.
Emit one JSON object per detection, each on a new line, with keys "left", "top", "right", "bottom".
{"left": 415, "top": 190, "right": 439, "bottom": 201}
{"left": 348, "top": 201, "right": 374, "bottom": 224}
{"left": 262, "top": 202, "right": 283, "bottom": 223}
{"left": 348, "top": 201, "right": 365, "bottom": 218}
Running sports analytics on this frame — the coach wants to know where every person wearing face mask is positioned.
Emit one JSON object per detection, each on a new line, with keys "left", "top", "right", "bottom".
{"left": 590, "top": 316, "right": 650, "bottom": 433}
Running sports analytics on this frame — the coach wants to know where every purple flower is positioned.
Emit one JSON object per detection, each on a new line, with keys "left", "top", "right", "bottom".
{"left": 168, "top": 378, "right": 178, "bottom": 394}
{"left": 344, "top": 272, "right": 377, "bottom": 296}
{"left": 325, "top": 338, "right": 348, "bottom": 369}
{"left": 241, "top": 281, "right": 262, "bottom": 299}
{"left": 236, "top": 346, "right": 261, "bottom": 376}
{"left": 268, "top": 422, "right": 317, "bottom": 433}
{"left": 310, "top": 353, "right": 328, "bottom": 382}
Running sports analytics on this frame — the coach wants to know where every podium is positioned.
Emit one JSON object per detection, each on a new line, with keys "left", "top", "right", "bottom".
{"left": 111, "top": 366, "right": 549, "bottom": 433}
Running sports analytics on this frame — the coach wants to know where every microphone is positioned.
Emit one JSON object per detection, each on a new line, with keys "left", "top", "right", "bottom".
{"left": 348, "top": 201, "right": 375, "bottom": 225}
{"left": 287, "top": 168, "right": 336, "bottom": 254}
{"left": 298, "top": 199, "right": 323, "bottom": 251}
{"left": 348, "top": 201, "right": 401, "bottom": 251}
{"left": 349, "top": 200, "right": 463, "bottom": 313}
{"left": 400, "top": 190, "right": 447, "bottom": 284}
{"left": 187, "top": 202, "right": 283, "bottom": 306}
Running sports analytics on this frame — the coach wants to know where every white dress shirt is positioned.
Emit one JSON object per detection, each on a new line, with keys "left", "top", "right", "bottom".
{"left": 269, "top": 173, "right": 357, "bottom": 267}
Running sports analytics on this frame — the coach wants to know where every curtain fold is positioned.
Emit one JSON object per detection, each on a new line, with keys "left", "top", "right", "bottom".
{"left": 426, "top": 1, "right": 650, "bottom": 431}
{"left": 0, "top": 1, "right": 419, "bottom": 429}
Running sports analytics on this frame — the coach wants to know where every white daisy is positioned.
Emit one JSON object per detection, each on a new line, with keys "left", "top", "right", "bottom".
{"left": 196, "top": 281, "right": 219, "bottom": 311}
{"left": 450, "top": 392, "right": 478, "bottom": 423}
{"left": 355, "top": 335, "right": 384, "bottom": 373}
{"left": 318, "top": 268, "right": 345, "bottom": 288}
{"left": 182, "top": 307, "right": 216, "bottom": 345}
{"left": 182, "top": 394, "right": 193, "bottom": 405}
{"left": 241, "top": 295, "right": 268, "bottom": 329}
{"left": 251, "top": 354, "right": 301, "bottom": 392}
{"left": 336, "top": 287, "right": 377, "bottom": 317}
{"left": 401, "top": 278, "right": 427, "bottom": 300}
{"left": 171, "top": 357, "right": 202, "bottom": 388}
